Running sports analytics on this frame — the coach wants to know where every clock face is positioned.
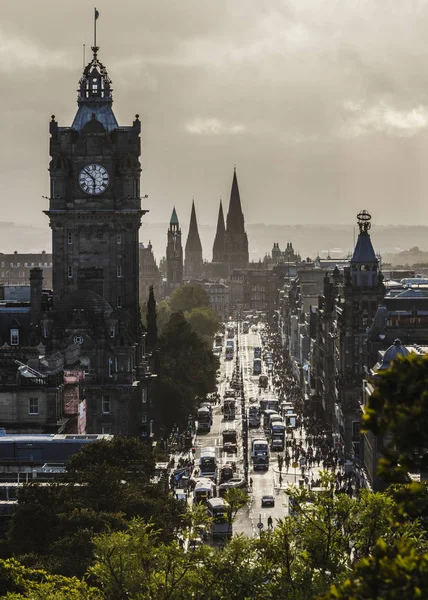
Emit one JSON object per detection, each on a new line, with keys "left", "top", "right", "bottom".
{"left": 79, "top": 164, "right": 109, "bottom": 195}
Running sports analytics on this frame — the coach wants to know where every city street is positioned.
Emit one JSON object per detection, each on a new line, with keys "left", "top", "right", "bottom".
{"left": 194, "top": 323, "right": 289, "bottom": 538}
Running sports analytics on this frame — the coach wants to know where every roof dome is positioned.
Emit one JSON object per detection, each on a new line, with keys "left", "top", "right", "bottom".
{"left": 56, "top": 289, "right": 113, "bottom": 316}
{"left": 82, "top": 115, "right": 106, "bottom": 135}
{"left": 379, "top": 338, "right": 410, "bottom": 370}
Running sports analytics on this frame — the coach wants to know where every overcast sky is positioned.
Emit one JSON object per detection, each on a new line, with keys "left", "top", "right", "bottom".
{"left": 2, "top": 0, "right": 428, "bottom": 231}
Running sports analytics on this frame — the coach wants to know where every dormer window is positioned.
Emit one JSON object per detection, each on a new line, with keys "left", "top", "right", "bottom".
{"left": 10, "top": 329, "right": 19, "bottom": 346}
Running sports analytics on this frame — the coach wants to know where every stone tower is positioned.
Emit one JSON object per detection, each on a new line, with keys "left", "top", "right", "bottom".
{"left": 184, "top": 200, "right": 203, "bottom": 279}
{"left": 340, "top": 210, "right": 384, "bottom": 454}
{"left": 43, "top": 37, "right": 152, "bottom": 436}
{"left": 224, "top": 168, "right": 249, "bottom": 271}
{"left": 212, "top": 200, "right": 226, "bottom": 262}
{"left": 166, "top": 207, "right": 183, "bottom": 292}
{"left": 45, "top": 44, "right": 145, "bottom": 341}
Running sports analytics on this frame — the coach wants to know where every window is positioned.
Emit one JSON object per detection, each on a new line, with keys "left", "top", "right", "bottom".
{"left": 108, "top": 357, "right": 113, "bottom": 377}
{"left": 10, "top": 329, "right": 19, "bottom": 346}
{"left": 68, "top": 266, "right": 73, "bottom": 278}
{"left": 80, "top": 356, "right": 90, "bottom": 375}
{"left": 17, "top": 263, "right": 20, "bottom": 268}
{"left": 117, "top": 295, "right": 122, "bottom": 308}
{"left": 102, "top": 425, "right": 112, "bottom": 434}
{"left": 117, "top": 265, "right": 122, "bottom": 278}
{"left": 142, "top": 413, "right": 147, "bottom": 424}
{"left": 43, "top": 326, "right": 48, "bottom": 338}
{"left": 74, "top": 335, "right": 84, "bottom": 345}
{"left": 127, "top": 357, "right": 131, "bottom": 372}
{"left": 117, "top": 233, "right": 121, "bottom": 245}
{"left": 142, "top": 388, "right": 147, "bottom": 404}
{"left": 29, "top": 398, "right": 39, "bottom": 415}
{"left": 0, "top": 262, "right": 4, "bottom": 268}
{"left": 102, "top": 396, "right": 111, "bottom": 414}
{"left": 110, "top": 326, "right": 115, "bottom": 338}
{"left": 67, "top": 232, "right": 72, "bottom": 245}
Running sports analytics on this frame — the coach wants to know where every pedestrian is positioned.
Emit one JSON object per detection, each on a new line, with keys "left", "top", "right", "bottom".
{"left": 267, "top": 515, "right": 273, "bottom": 530}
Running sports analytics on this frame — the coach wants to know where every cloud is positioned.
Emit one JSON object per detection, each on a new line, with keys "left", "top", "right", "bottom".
{"left": 342, "top": 101, "right": 428, "bottom": 137}
{"left": 185, "top": 118, "right": 245, "bottom": 135}
{"left": 0, "top": 25, "right": 70, "bottom": 71}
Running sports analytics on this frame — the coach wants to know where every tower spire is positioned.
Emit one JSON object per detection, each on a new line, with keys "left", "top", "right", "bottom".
{"left": 226, "top": 167, "right": 245, "bottom": 234}
{"left": 213, "top": 199, "right": 226, "bottom": 262}
{"left": 184, "top": 200, "right": 203, "bottom": 279}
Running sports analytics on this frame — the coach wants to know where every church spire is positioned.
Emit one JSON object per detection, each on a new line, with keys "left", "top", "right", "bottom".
{"left": 184, "top": 200, "right": 203, "bottom": 279}
{"left": 185, "top": 200, "right": 202, "bottom": 253}
{"left": 226, "top": 167, "right": 245, "bottom": 234}
{"left": 213, "top": 199, "right": 225, "bottom": 262}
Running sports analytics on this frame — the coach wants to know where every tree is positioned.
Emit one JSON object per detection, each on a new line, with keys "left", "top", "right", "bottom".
{"left": 362, "top": 353, "right": 428, "bottom": 482}
{"left": 0, "top": 558, "right": 101, "bottom": 599}
{"left": 154, "top": 311, "right": 219, "bottom": 432}
{"left": 145, "top": 285, "right": 158, "bottom": 352}
{"left": 185, "top": 306, "right": 221, "bottom": 341}
{"left": 156, "top": 300, "right": 171, "bottom": 334}
{"left": 223, "top": 488, "right": 249, "bottom": 536}
{"left": 169, "top": 285, "right": 210, "bottom": 313}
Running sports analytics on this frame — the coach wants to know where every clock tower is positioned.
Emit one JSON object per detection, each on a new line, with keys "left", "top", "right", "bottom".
{"left": 45, "top": 44, "right": 145, "bottom": 340}
{"left": 43, "top": 39, "right": 152, "bottom": 436}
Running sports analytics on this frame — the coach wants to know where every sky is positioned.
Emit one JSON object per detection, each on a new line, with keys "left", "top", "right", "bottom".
{"left": 2, "top": 0, "right": 428, "bottom": 233}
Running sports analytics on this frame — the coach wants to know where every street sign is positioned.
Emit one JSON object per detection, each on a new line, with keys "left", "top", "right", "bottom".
{"left": 257, "top": 522, "right": 264, "bottom": 529}
{"left": 292, "top": 461, "right": 299, "bottom": 469}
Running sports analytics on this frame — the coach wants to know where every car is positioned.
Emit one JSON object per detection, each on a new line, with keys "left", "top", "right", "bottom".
{"left": 223, "top": 441, "right": 238, "bottom": 453}
{"left": 218, "top": 477, "right": 247, "bottom": 495}
{"left": 261, "top": 495, "right": 275, "bottom": 507}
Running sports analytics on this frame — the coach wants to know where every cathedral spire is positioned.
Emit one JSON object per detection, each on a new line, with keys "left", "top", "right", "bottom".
{"left": 213, "top": 199, "right": 225, "bottom": 262}
{"left": 185, "top": 200, "right": 202, "bottom": 253}
{"left": 184, "top": 200, "right": 203, "bottom": 279}
{"left": 226, "top": 167, "right": 245, "bottom": 234}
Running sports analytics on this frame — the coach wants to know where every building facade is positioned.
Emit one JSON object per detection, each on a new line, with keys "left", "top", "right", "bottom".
{"left": 166, "top": 207, "right": 183, "bottom": 295}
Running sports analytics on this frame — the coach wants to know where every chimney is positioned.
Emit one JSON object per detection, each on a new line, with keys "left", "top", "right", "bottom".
{"left": 30, "top": 268, "right": 43, "bottom": 323}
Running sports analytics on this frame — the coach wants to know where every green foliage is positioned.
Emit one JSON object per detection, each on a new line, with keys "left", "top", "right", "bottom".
{"left": 322, "top": 538, "right": 428, "bottom": 600}
{"left": 362, "top": 353, "right": 428, "bottom": 482}
{"left": 0, "top": 558, "right": 101, "bottom": 599}
{"left": 156, "top": 300, "right": 171, "bottom": 334}
{"left": 169, "top": 285, "right": 210, "bottom": 313}
{"left": 154, "top": 311, "right": 219, "bottom": 432}
{"left": 185, "top": 306, "right": 221, "bottom": 341}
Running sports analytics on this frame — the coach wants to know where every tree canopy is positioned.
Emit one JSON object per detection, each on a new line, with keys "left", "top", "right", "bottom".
{"left": 169, "top": 285, "right": 210, "bottom": 313}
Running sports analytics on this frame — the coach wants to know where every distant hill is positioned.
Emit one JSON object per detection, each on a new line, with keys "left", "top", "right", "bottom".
{"left": 2, "top": 221, "right": 428, "bottom": 265}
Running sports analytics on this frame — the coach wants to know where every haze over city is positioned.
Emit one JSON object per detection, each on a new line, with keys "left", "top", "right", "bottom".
{"left": 3, "top": 0, "right": 428, "bottom": 237}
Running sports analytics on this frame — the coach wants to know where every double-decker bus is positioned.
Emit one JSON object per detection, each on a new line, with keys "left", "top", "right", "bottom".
{"left": 199, "top": 447, "right": 217, "bottom": 481}
{"left": 242, "top": 321, "right": 249, "bottom": 334}
{"left": 223, "top": 398, "right": 236, "bottom": 420}
{"left": 207, "top": 497, "right": 231, "bottom": 537}
{"left": 197, "top": 407, "right": 212, "bottom": 432}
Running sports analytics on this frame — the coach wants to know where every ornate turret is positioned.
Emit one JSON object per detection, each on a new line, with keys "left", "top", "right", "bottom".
{"left": 224, "top": 168, "right": 249, "bottom": 271}
{"left": 184, "top": 200, "right": 203, "bottom": 279}
{"left": 212, "top": 200, "right": 226, "bottom": 262}
{"left": 350, "top": 210, "right": 379, "bottom": 287}
{"left": 72, "top": 27, "right": 118, "bottom": 132}
{"left": 166, "top": 207, "right": 183, "bottom": 291}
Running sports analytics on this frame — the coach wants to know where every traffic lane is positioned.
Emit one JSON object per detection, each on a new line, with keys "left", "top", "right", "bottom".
{"left": 249, "top": 469, "right": 288, "bottom": 532}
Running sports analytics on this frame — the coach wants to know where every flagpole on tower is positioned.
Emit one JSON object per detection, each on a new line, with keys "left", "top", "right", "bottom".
{"left": 94, "top": 7, "right": 99, "bottom": 49}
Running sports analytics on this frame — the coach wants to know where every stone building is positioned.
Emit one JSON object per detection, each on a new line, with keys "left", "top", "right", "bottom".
{"left": 184, "top": 201, "right": 204, "bottom": 280}
{"left": 166, "top": 207, "right": 183, "bottom": 295}
{"left": 0, "top": 251, "right": 52, "bottom": 288}
{"left": 139, "top": 241, "right": 163, "bottom": 307}
{"left": 40, "top": 41, "right": 154, "bottom": 436}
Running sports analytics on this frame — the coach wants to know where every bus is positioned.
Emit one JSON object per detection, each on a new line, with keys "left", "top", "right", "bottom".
{"left": 254, "top": 347, "right": 261, "bottom": 359}
{"left": 207, "top": 497, "right": 231, "bottom": 537}
{"left": 242, "top": 321, "right": 249, "bottom": 334}
{"left": 259, "top": 375, "right": 269, "bottom": 389}
{"left": 253, "top": 358, "right": 262, "bottom": 375}
{"left": 215, "top": 334, "right": 224, "bottom": 347}
{"left": 251, "top": 439, "right": 269, "bottom": 470}
{"left": 199, "top": 447, "right": 217, "bottom": 481}
{"left": 197, "top": 407, "right": 212, "bottom": 432}
{"left": 194, "top": 478, "right": 215, "bottom": 504}
{"left": 225, "top": 346, "right": 234, "bottom": 360}
{"left": 223, "top": 398, "right": 236, "bottom": 420}
{"left": 263, "top": 410, "right": 279, "bottom": 431}
{"left": 226, "top": 325, "right": 235, "bottom": 339}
